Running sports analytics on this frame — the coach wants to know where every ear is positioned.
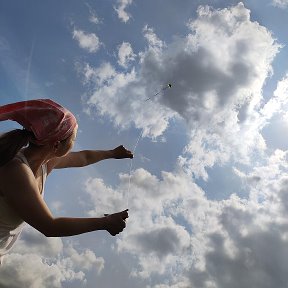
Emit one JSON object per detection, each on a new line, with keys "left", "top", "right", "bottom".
{"left": 53, "top": 141, "right": 61, "bottom": 152}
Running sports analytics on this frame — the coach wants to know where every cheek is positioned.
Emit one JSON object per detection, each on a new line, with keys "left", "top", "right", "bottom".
{"left": 61, "top": 141, "right": 73, "bottom": 153}
{"left": 62, "top": 143, "right": 73, "bottom": 156}
{"left": 68, "top": 141, "right": 74, "bottom": 150}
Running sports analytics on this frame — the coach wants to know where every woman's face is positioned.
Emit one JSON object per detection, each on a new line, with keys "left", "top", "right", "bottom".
{"left": 55, "top": 126, "right": 78, "bottom": 157}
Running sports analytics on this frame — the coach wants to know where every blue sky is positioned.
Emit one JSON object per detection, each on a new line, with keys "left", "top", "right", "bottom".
{"left": 1, "top": 0, "right": 288, "bottom": 287}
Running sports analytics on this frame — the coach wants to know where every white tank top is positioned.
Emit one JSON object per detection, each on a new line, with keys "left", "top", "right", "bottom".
{"left": 0, "top": 150, "right": 47, "bottom": 265}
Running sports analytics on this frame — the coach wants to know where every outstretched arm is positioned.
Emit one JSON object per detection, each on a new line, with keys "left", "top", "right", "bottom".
{"left": 47, "top": 145, "right": 133, "bottom": 172}
{"left": 85, "top": 145, "right": 133, "bottom": 166}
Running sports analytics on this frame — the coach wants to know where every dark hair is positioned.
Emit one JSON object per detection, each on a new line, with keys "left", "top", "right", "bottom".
{"left": 0, "top": 129, "right": 33, "bottom": 166}
{"left": 0, "top": 129, "right": 73, "bottom": 167}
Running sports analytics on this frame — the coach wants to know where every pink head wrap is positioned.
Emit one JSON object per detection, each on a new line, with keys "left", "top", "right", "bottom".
{"left": 0, "top": 99, "right": 78, "bottom": 145}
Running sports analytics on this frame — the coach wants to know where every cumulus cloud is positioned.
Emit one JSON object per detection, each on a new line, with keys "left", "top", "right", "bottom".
{"left": 83, "top": 146, "right": 288, "bottom": 287}
{"left": 118, "top": 42, "right": 136, "bottom": 68}
{"left": 173, "top": 2, "right": 280, "bottom": 177}
{"left": 85, "top": 167, "right": 203, "bottom": 278}
{"left": 81, "top": 2, "right": 280, "bottom": 178}
{"left": 78, "top": 3, "right": 288, "bottom": 287}
{"left": 143, "top": 25, "right": 165, "bottom": 52}
{"left": 0, "top": 227, "right": 104, "bottom": 287}
{"left": 187, "top": 151, "right": 288, "bottom": 288}
{"left": 83, "top": 63, "right": 175, "bottom": 137}
{"left": 261, "top": 74, "right": 288, "bottom": 120}
{"left": 186, "top": 147, "right": 288, "bottom": 288}
{"left": 73, "top": 29, "right": 101, "bottom": 53}
{"left": 81, "top": 25, "right": 175, "bottom": 137}
{"left": 81, "top": 62, "right": 116, "bottom": 86}
{"left": 85, "top": 177, "right": 125, "bottom": 214}
{"left": 13, "top": 227, "right": 63, "bottom": 257}
{"left": 133, "top": 227, "right": 183, "bottom": 258}
{"left": 114, "top": 0, "right": 133, "bottom": 23}
{"left": 0, "top": 253, "right": 75, "bottom": 288}
{"left": 82, "top": 81, "right": 288, "bottom": 287}
{"left": 59, "top": 244, "right": 105, "bottom": 274}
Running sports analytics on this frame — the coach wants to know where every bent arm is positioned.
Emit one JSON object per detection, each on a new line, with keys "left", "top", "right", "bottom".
{"left": 2, "top": 161, "right": 127, "bottom": 237}
{"left": 50, "top": 210, "right": 128, "bottom": 237}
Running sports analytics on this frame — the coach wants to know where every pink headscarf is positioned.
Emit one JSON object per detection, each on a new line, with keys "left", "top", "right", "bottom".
{"left": 0, "top": 99, "right": 78, "bottom": 145}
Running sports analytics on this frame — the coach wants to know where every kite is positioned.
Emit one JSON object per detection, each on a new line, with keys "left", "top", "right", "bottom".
{"left": 145, "top": 83, "right": 172, "bottom": 101}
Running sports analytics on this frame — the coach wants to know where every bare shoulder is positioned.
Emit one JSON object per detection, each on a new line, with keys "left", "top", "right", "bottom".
{"left": 0, "top": 159, "right": 36, "bottom": 197}
{"left": 0, "top": 159, "right": 54, "bottom": 235}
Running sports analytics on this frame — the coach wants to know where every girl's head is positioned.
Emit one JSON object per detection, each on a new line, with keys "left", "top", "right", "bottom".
{"left": 0, "top": 99, "right": 78, "bottom": 165}
{"left": 0, "top": 99, "right": 78, "bottom": 145}
{"left": 50, "top": 125, "right": 78, "bottom": 157}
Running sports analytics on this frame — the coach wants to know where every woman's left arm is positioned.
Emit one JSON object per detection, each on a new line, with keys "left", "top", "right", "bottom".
{"left": 85, "top": 145, "right": 133, "bottom": 165}
{"left": 47, "top": 145, "right": 133, "bottom": 172}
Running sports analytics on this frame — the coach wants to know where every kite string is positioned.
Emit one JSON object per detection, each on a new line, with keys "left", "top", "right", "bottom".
{"left": 126, "top": 129, "right": 144, "bottom": 207}
{"left": 125, "top": 83, "right": 172, "bottom": 208}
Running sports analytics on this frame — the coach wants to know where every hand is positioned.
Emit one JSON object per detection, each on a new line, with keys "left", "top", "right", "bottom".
{"left": 104, "top": 209, "right": 129, "bottom": 236}
{"left": 112, "top": 145, "right": 133, "bottom": 159}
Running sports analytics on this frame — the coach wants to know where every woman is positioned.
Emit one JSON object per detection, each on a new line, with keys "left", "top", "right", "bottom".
{"left": 0, "top": 99, "right": 132, "bottom": 265}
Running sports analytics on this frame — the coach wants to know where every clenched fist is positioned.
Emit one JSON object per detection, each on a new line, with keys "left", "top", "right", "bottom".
{"left": 112, "top": 145, "right": 133, "bottom": 159}
{"left": 104, "top": 209, "right": 129, "bottom": 236}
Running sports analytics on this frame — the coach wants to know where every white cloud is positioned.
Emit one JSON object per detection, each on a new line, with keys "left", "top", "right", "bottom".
{"left": 80, "top": 25, "right": 175, "bottom": 137}
{"left": 187, "top": 150, "right": 288, "bottom": 288}
{"left": 143, "top": 25, "right": 165, "bottom": 52}
{"left": 78, "top": 4, "right": 288, "bottom": 286}
{"left": 153, "top": 281, "right": 191, "bottom": 288}
{"left": 261, "top": 74, "right": 288, "bottom": 120}
{"left": 0, "top": 253, "right": 73, "bottom": 288}
{"left": 82, "top": 2, "right": 280, "bottom": 178}
{"left": 59, "top": 244, "right": 105, "bottom": 274}
{"left": 114, "top": 0, "right": 133, "bottom": 23}
{"left": 85, "top": 3, "right": 101, "bottom": 25}
{"left": 85, "top": 167, "right": 205, "bottom": 278}
{"left": 85, "top": 177, "right": 125, "bottom": 214}
{"left": 118, "top": 42, "right": 136, "bottom": 68}
{"left": 89, "top": 15, "right": 100, "bottom": 25}
{"left": 171, "top": 2, "right": 280, "bottom": 177}
{"left": 83, "top": 147, "right": 288, "bottom": 287}
{"left": 83, "top": 64, "right": 175, "bottom": 137}
{"left": 272, "top": 0, "right": 288, "bottom": 8}
{"left": 73, "top": 29, "right": 101, "bottom": 53}
{"left": 13, "top": 227, "right": 63, "bottom": 257}
{"left": 0, "top": 227, "right": 104, "bottom": 287}
{"left": 81, "top": 62, "right": 116, "bottom": 86}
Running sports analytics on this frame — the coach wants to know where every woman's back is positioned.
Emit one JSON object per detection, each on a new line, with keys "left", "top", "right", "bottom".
{"left": 0, "top": 151, "right": 47, "bottom": 264}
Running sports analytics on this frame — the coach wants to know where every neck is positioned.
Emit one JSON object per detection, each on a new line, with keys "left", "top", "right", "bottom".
{"left": 22, "top": 145, "right": 53, "bottom": 175}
